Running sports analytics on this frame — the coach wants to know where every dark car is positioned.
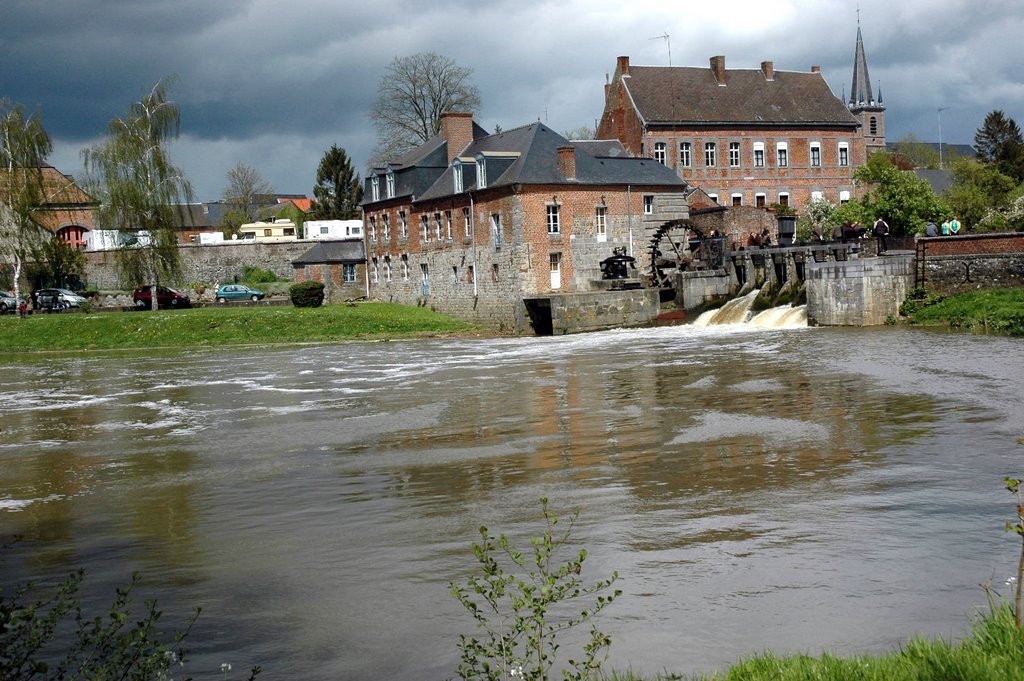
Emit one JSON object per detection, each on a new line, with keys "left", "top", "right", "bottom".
{"left": 215, "top": 284, "right": 265, "bottom": 302}
{"left": 33, "top": 288, "right": 87, "bottom": 311}
{"left": 133, "top": 285, "right": 192, "bottom": 309}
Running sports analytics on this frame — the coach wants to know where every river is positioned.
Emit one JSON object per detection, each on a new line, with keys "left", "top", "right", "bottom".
{"left": 1, "top": 322, "right": 1022, "bottom": 679}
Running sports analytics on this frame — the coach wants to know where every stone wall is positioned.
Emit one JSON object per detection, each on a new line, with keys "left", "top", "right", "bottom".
{"left": 83, "top": 240, "right": 319, "bottom": 290}
{"left": 806, "top": 254, "right": 914, "bottom": 326}
{"left": 924, "top": 253, "right": 1024, "bottom": 296}
{"left": 546, "top": 288, "right": 660, "bottom": 334}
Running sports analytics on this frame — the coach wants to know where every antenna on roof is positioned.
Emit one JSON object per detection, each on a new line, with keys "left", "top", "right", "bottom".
{"left": 649, "top": 32, "right": 672, "bottom": 66}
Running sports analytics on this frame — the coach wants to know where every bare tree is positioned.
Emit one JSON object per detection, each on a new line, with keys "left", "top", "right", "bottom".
{"left": 369, "top": 52, "right": 481, "bottom": 164}
{"left": 563, "top": 125, "right": 596, "bottom": 141}
{"left": 84, "top": 79, "right": 193, "bottom": 308}
{"left": 0, "top": 101, "right": 53, "bottom": 304}
{"left": 222, "top": 162, "right": 274, "bottom": 222}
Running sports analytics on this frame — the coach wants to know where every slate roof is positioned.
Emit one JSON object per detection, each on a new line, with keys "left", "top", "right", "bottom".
{"left": 415, "top": 122, "right": 684, "bottom": 202}
{"left": 292, "top": 240, "right": 366, "bottom": 265}
{"left": 0, "top": 165, "right": 96, "bottom": 207}
{"left": 622, "top": 65, "right": 858, "bottom": 128}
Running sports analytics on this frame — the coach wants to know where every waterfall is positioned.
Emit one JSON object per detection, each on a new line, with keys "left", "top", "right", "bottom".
{"left": 691, "top": 289, "right": 807, "bottom": 329}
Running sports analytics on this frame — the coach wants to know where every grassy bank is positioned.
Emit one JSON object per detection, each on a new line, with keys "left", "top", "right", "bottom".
{"left": 903, "top": 288, "right": 1024, "bottom": 336}
{"left": 0, "top": 302, "right": 478, "bottom": 352}
{"left": 606, "top": 602, "right": 1024, "bottom": 681}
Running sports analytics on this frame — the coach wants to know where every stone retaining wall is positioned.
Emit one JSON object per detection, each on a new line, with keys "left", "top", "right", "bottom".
{"left": 805, "top": 254, "right": 914, "bottom": 326}
{"left": 546, "top": 288, "right": 660, "bottom": 334}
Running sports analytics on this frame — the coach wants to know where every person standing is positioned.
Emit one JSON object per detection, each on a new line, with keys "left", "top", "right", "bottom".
{"left": 949, "top": 216, "right": 962, "bottom": 234}
{"left": 941, "top": 220, "right": 951, "bottom": 235}
{"left": 873, "top": 216, "right": 890, "bottom": 253}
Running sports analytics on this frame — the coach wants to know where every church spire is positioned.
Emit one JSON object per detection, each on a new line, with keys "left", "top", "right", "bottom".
{"left": 849, "top": 24, "right": 874, "bottom": 106}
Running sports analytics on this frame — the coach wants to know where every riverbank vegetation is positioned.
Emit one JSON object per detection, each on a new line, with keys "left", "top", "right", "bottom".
{"left": 901, "top": 287, "right": 1024, "bottom": 336}
{"left": 0, "top": 302, "right": 476, "bottom": 352}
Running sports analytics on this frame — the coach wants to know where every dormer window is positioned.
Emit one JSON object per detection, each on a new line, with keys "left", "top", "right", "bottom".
{"left": 386, "top": 170, "right": 395, "bottom": 198}
{"left": 476, "top": 156, "right": 487, "bottom": 189}
{"left": 453, "top": 161, "right": 464, "bottom": 193}
{"left": 370, "top": 175, "right": 380, "bottom": 201}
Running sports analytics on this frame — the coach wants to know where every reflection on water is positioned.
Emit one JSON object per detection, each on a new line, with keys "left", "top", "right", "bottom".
{"left": 1, "top": 325, "right": 1022, "bottom": 680}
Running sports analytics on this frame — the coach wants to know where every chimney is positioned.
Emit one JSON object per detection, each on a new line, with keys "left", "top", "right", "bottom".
{"left": 557, "top": 146, "right": 577, "bottom": 180}
{"left": 616, "top": 55, "right": 630, "bottom": 77}
{"left": 761, "top": 60, "right": 775, "bottom": 81}
{"left": 810, "top": 65, "right": 821, "bottom": 74}
{"left": 710, "top": 56, "right": 726, "bottom": 85}
{"left": 440, "top": 111, "right": 474, "bottom": 164}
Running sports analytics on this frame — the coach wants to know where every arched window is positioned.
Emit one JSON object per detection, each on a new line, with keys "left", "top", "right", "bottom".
{"left": 869, "top": 116, "right": 878, "bottom": 136}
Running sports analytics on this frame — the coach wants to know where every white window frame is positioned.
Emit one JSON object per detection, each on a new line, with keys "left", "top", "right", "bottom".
{"left": 343, "top": 263, "right": 357, "bottom": 283}
{"left": 383, "top": 256, "right": 392, "bottom": 282}
{"left": 755, "top": 192, "right": 767, "bottom": 207}
{"left": 370, "top": 175, "right": 380, "bottom": 201}
{"left": 549, "top": 252, "right": 561, "bottom": 290}
{"left": 453, "top": 162, "right": 463, "bottom": 193}
{"left": 434, "top": 212, "right": 442, "bottom": 241}
{"left": 401, "top": 253, "right": 410, "bottom": 281}
{"left": 776, "top": 142, "right": 788, "bottom": 168}
{"left": 704, "top": 141, "right": 716, "bottom": 167}
{"left": 369, "top": 216, "right": 377, "bottom": 242}
{"left": 399, "top": 210, "right": 408, "bottom": 239}
{"left": 370, "top": 257, "right": 379, "bottom": 283}
{"left": 728, "top": 141, "right": 740, "bottom": 168}
{"left": 476, "top": 156, "right": 487, "bottom": 188}
{"left": 731, "top": 193, "right": 742, "bottom": 206}
{"left": 463, "top": 207, "right": 471, "bottom": 237}
{"left": 445, "top": 210, "right": 452, "bottom": 240}
{"left": 546, "top": 204, "right": 560, "bottom": 235}
{"left": 838, "top": 142, "right": 850, "bottom": 167}
{"left": 839, "top": 190, "right": 851, "bottom": 204}
{"left": 810, "top": 190, "right": 824, "bottom": 201}
{"left": 381, "top": 214, "right": 390, "bottom": 241}
{"left": 778, "top": 192, "right": 790, "bottom": 207}
{"left": 595, "top": 206, "right": 607, "bottom": 242}
{"left": 420, "top": 215, "right": 429, "bottom": 242}
{"left": 679, "top": 141, "right": 691, "bottom": 168}
{"left": 810, "top": 142, "right": 821, "bottom": 168}
{"left": 491, "top": 212, "right": 503, "bottom": 247}
{"left": 643, "top": 195, "right": 654, "bottom": 214}
{"left": 753, "top": 142, "right": 765, "bottom": 168}
{"left": 708, "top": 193, "right": 719, "bottom": 203}
{"left": 653, "top": 141, "right": 667, "bottom": 165}
{"left": 385, "top": 170, "right": 395, "bottom": 198}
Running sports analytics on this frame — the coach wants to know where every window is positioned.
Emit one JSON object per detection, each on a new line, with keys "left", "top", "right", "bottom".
{"left": 491, "top": 213, "right": 503, "bottom": 247}
{"left": 320, "top": 225, "right": 329, "bottom": 235}
{"left": 343, "top": 263, "right": 356, "bottom": 283}
{"left": 369, "top": 217, "right": 376, "bottom": 242}
{"left": 466, "top": 264, "right": 474, "bottom": 283}
{"left": 810, "top": 143, "right": 821, "bottom": 167}
{"left": 643, "top": 195, "right": 653, "bottom": 214}
{"left": 595, "top": 206, "right": 607, "bottom": 242}
{"left": 653, "top": 142, "right": 667, "bottom": 165}
{"left": 386, "top": 171, "right": 395, "bottom": 198}
{"left": 434, "top": 212, "right": 442, "bottom": 241}
{"left": 707, "top": 193, "right": 719, "bottom": 203}
{"left": 491, "top": 263, "right": 499, "bottom": 282}
{"left": 546, "top": 204, "right": 560, "bottom": 234}
{"left": 704, "top": 142, "right": 717, "bottom": 167}
{"left": 383, "top": 256, "right": 392, "bottom": 282}
{"left": 838, "top": 143, "right": 849, "bottom": 167}
{"left": 476, "top": 156, "right": 487, "bottom": 188}
{"left": 453, "top": 162, "right": 463, "bottom": 193}
{"left": 400, "top": 254, "right": 409, "bottom": 280}
{"left": 445, "top": 211, "right": 452, "bottom": 240}
{"left": 381, "top": 214, "right": 390, "bottom": 241}
{"left": 420, "top": 215, "right": 429, "bottom": 242}
{"left": 811, "top": 190, "right": 824, "bottom": 201}
{"left": 778, "top": 192, "right": 790, "bottom": 207}
{"left": 776, "top": 142, "right": 788, "bottom": 167}
{"left": 729, "top": 142, "right": 740, "bottom": 168}
{"left": 679, "top": 142, "right": 691, "bottom": 168}
{"left": 452, "top": 265, "right": 459, "bottom": 284}
{"left": 399, "top": 210, "right": 408, "bottom": 239}
{"left": 283, "top": 227, "right": 294, "bottom": 236}
{"left": 463, "top": 207, "right": 471, "bottom": 237}
{"left": 839, "top": 190, "right": 851, "bottom": 204}
{"left": 755, "top": 193, "right": 766, "bottom": 208}
{"left": 754, "top": 142, "right": 765, "bottom": 168}
{"left": 370, "top": 176, "right": 380, "bottom": 201}
{"left": 869, "top": 116, "right": 878, "bottom": 136}
{"left": 731, "top": 193, "right": 742, "bottom": 207}
{"left": 370, "top": 257, "right": 379, "bottom": 283}
{"left": 263, "top": 228, "right": 272, "bottom": 237}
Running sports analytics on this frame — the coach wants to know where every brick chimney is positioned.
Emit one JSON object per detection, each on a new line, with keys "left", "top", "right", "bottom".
{"left": 557, "top": 146, "right": 577, "bottom": 180}
{"left": 710, "top": 56, "right": 726, "bottom": 85}
{"left": 440, "top": 112, "right": 474, "bottom": 164}
{"left": 761, "top": 60, "right": 775, "bottom": 81}
{"left": 810, "top": 65, "right": 821, "bottom": 74}
{"left": 616, "top": 55, "right": 630, "bottom": 77}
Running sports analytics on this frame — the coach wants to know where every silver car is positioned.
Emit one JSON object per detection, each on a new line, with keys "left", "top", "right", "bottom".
{"left": 0, "top": 292, "right": 19, "bottom": 313}
{"left": 33, "top": 288, "right": 87, "bottom": 311}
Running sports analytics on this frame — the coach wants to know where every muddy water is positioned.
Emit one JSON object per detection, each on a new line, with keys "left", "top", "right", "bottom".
{"left": 1, "top": 324, "right": 1022, "bottom": 680}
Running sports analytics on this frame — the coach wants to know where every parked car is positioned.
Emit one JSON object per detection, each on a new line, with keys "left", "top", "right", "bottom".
{"left": 215, "top": 284, "right": 265, "bottom": 302}
{"left": 133, "top": 285, "right": 192, "bottom": 309}
{"left": 1, "top": 292, "right": 19, "bottom": 313}
{"left": 33, "top": 288, "right": 87, "bottom": 311}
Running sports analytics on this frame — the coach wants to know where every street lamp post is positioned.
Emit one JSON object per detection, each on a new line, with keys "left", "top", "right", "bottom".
{"left": 938, "top": 107, "right": 949, "bottom": 169}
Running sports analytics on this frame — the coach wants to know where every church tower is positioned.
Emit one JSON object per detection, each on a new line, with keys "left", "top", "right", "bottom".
{"left": 848, "top": 21, "right": 886, "bottom": 157}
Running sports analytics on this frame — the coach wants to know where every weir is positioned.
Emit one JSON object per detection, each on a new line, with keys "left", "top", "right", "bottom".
{"left": 692, "top": 288, "right": 807, "bottom": 329}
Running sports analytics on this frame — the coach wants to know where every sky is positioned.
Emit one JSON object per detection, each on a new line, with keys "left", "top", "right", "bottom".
{"left": 3, "top": 0, "right": 1023, "bottom": 202}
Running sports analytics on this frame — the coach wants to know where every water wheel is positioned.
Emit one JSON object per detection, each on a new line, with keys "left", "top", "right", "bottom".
{"left": 648, "top": 218, "right": 706, "bottom": 290}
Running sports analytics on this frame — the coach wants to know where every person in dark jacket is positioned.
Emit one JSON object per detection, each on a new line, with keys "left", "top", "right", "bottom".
{"left": 873, "top": 216, "right": 890, "bottom": 253}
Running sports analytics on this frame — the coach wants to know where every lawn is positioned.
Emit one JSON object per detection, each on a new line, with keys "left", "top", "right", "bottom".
{"left": 0, "top": 302, "right": 478, "bottom": 352}
{"left": 904, "top": 288, "right": 1024, "bottom": 336}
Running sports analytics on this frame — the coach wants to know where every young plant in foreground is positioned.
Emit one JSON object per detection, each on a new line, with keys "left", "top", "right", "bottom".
{"left": 449, "top": 498, "right": 621, "bottom": 681}
{"left": 1005, "top": 471, "right": 1024, "bottom": 627}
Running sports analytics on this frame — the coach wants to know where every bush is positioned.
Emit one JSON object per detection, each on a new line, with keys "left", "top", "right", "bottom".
{"left": 289, "top": 281, "right": 325, "bottom": 308}
{"left": 242, "top": 266, "right": 280, "bottom": 284}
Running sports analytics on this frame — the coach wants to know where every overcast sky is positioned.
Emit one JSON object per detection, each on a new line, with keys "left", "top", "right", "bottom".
{"left": 4, "top": 0, "right": 1022, "bottom": 201}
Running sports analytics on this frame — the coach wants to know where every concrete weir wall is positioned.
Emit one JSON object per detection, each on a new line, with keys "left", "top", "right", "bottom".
{"left": 806, "top": 254, "right": 914, "bottom": 326}
{"left": 545, "top": 288, "right": 660, "bottom": 334}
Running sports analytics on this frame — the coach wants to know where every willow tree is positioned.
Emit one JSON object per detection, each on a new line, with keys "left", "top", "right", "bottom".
{"left": 0, "top": 101, "right": 53, "bottom": 305}
{"left": 84, "top": 79, "right": 192, "bottom": 307}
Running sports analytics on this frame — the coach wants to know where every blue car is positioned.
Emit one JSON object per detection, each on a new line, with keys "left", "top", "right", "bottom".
{"left": 215, "top": 284, "right": 266, "bottom": 302}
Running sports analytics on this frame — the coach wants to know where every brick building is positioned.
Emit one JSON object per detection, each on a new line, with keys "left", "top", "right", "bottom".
{"left": 0, "top": 165, "right": 97, "bottom": 250}
{"left": 596, "top": 29, "right": 884, "bottom": 212}
{"left": 361, "top": 113, "right": 687, "bottom": 333}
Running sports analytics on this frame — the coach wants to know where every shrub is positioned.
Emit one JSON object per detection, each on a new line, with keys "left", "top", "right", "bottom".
{"left": 242, "top": 266, "right": 279, "bottom": 284}
{"left": 289, "top": 281, "right": 325, "bottom": 308}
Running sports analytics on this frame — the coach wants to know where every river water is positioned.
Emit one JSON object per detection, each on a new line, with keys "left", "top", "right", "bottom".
{"left": 1, "top": 322, "right": 1022, "bottom": 680}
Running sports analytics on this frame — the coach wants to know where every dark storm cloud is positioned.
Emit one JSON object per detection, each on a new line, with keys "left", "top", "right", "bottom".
{"left": 3, "top": 0, "right": 1023, "bottom": 199}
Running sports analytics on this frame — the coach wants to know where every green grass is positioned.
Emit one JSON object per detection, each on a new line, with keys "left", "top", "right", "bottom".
{"left": 0, "top": 302, "right": 478, "bottom": 352}
{"left": 604, "top": 603, "right": 1024, "bottom": 681}
{"left": 906, "top": 288, "right": 1024, "bottom": 336}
